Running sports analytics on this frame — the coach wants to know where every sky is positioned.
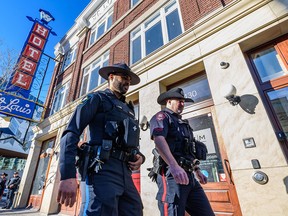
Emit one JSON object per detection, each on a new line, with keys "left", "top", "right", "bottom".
{"left": 0, "top": 0, "right": 91, "bottom": 103}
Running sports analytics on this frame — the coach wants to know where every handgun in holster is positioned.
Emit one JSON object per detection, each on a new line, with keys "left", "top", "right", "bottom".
{"left": 147, "top": 148, "right": 163, "bottom": 182}
{"left": 76, "top": 143, "right": 91, "bottom": 181}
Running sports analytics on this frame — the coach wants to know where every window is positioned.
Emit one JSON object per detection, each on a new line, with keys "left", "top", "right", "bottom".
{"left": 89, "top": 10, "right": 113, "bottom": 46}
{"left": 131, "top": 0, "right": 140, "bottom": 7}
{"left": 130, "top": 0, "right": 183, "bottom": 64}
{"left": 62, "top": 45, "right": 78, "bottom": 71}
{"left": 50, "top": 81, "right": 70, "bottom": 115}
{"left": 80, "top": 51, "right": 109, "bottom": 96}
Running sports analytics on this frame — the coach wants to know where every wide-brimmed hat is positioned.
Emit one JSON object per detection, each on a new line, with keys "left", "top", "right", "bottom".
{"left": 157, "top": 87, "right": 194, "bottom": 105}
{"left": 99, "top": 63, "right": 140, "bottom": 85}
{"left": 1, "top": 172, "right": 8, "bottom": 176}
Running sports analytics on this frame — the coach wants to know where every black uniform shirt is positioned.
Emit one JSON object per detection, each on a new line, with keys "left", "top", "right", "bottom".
{"left": 59, "top": 88, "right": 127, "bottom": 180}
{"left": 150, "top": 108, "right": 193, "bottom": 156}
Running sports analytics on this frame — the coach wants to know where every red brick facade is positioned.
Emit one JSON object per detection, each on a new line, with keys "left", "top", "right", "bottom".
{"left": 45, "top": 0, "right": 234, "bottom": 117}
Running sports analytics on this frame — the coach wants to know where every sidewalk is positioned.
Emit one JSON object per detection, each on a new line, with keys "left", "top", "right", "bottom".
{"left": 0, "top": 198, "right": 58, "bottom": 216}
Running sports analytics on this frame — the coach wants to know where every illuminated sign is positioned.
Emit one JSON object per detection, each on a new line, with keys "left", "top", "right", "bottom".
{"left": 5, "top": 20, "right": 51, "bottom": 98}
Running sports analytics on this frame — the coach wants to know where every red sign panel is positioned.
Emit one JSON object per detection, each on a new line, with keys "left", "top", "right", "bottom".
{"left": 11, "top": 71, "right": 33, "bottom": 90}
{"left": 22, "top": 44, "right": 42, "bottom": 62}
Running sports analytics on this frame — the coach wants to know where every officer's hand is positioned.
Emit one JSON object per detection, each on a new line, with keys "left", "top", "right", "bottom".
{"left": 128, "top": 154, "right": 142, "bottom": 170}
{"left": 170, "top": 164, "right": 189, "bottom": 185}
{"left": 195, "top": 169, "right": 207, "bottom": 184}
{"left": 57, "top": 178, "right": 78, "bottom": 207}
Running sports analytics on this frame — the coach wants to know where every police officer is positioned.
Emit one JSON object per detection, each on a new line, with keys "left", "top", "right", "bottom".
{"left": 150, "top": 88, "right": 214, "bottom": 216}
{"left": 57, "top": 63, "right": 145, "bottom": 215}
{"left": 2, "top": 171, "right": 21, "bottom": 209}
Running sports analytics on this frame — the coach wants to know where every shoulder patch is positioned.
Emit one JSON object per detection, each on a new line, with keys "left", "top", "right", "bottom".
{"left": 156, "top": 112, "right": 166, "bottom": 121}
{"left": 80, "top": 94, "right": 92, "bottom": 105}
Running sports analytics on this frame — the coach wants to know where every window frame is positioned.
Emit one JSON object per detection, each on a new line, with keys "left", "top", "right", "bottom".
{"left": 80, "top": 51, "right": 109, "bottom": 96}
{"left": 89, "top": 9, "right": 113, "bottom": 46}
{"left": 130, "top": 0, "right": 183, "bottom": 64}
{"left": 61, "top": 45, "right": 78, "bottom": 72}
{"left": 50, "top": 81, "right": 70, "bottom": 115}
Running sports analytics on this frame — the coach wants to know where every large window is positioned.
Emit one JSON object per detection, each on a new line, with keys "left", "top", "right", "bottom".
{"left": 248, "top": 35, "right": 288, "bottom": 154}
{"left": 89, "top": 10, "right": 113, "bottom": 46}
{"left": 62, "top": 45, "right": 78, "bottom": 71}
{"left": 130, "top": 0, "right": 183, "bottom": 64}
{"left": 131, "top": 0, "right": 140, "bottom": 8}
{"left": 50, "top": 81, "right": 70, "bottom": 115}
{"left": 80, "top": 51, "right": 109, "bottom": 96}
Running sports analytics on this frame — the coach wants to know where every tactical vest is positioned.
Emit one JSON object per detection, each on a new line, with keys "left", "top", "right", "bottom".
{"left": 97, "top": 91, "right": 140, "bottom": 150}
{"left": 162, "top": 111, "right": 195, "bottom": 160}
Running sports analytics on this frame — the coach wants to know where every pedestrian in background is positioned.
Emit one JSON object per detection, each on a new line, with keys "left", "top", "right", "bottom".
{"left": 2, "top": 171, "right": 21, "bottom": 209}
{"left": 0, "top": 172, "right": 8, "bottom": 200}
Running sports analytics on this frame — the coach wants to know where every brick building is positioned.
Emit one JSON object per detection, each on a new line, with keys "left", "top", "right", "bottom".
{"left": 14, "top": 0, "right": 288, "bottom": 215}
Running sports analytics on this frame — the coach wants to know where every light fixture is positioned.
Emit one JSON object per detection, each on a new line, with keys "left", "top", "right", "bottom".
{"left": 221, "top": 84, "right": 241, "bottom": 106}
{"left": 220, "top": 62, "right": 230, "bottom": 69}
{"left": 139, "top": 115, "right": 149, "bottom": 131}
{"left": 46, "top": 147, "right": 56, "bottom": 156}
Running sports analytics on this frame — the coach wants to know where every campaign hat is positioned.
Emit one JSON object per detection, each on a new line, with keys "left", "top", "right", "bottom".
{"left": 157, "top": 87, "right": 194, "bottom": 105}
{"left": 99, "top": 62, "right": 140, "bottom": 85}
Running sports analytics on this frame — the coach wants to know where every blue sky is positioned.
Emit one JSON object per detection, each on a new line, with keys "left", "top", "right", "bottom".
{"left": 0, "top": 0, "right": 91, "bottom": 102}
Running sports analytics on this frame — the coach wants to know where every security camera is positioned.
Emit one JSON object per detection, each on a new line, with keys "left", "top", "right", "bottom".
{"left": 139, "top": 115, "right": 149, "bottom": 131}
{"left": 220, "top": 62, "right": 229, "bottom": 69}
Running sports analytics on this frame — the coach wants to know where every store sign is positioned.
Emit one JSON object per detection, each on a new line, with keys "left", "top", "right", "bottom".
{"left": 193, "top": 128, "right": 216, "bottom": 154}
{"left": 0, "top": 91, "right": 36, "bottom": 120}
{"left": 5, "top": 20, "right": 50, "bottom": 98}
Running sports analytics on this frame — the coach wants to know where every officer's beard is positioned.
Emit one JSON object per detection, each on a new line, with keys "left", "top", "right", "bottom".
{"left": 113, "top": 79, "right": 129, "bottom": 95}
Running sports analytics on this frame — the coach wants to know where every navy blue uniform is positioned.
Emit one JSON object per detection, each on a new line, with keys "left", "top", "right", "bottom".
{"left": 150, "top": 108, "right": 214, "bottom": 216}
{"left": 3, "top": 175, "right": 20, "bottom": 209}
{"left": 59, "top": 88, "right": 143, "bottom": 216}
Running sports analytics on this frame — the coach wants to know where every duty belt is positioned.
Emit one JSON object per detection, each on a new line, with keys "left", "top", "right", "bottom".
{"left": 110, "top": 148, "right": 131, "bottom": 162}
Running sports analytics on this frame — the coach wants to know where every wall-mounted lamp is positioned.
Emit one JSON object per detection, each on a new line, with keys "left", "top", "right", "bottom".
{"left": 221, "top": 84, "right": 241, "bottom": 106}
{"left": 46, "top": 148, "right": 57, "bottom": 157}
{"left": 139, "top": 115, "right": 149, "bottom": 131}
{"left": 220, "top": 62, "right": 230, "bottom": 69}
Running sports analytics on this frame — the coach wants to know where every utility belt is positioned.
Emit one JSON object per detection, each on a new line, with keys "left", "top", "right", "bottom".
{"left": 76, "top": 141, "right": 138, "bottom": 181}
{"left": 176, "top": 157, "right": 199, "bottom": 173}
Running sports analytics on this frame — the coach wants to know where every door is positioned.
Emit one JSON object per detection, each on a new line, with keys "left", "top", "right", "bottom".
{"left": 183, "top": 107, "right": 242, "bottom": 216}
{"left": 28, "top": 138, "right": 55, "bottom": 209}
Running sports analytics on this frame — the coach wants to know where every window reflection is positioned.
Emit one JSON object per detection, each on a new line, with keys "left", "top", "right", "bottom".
{"left": 267, "top": 87, "right": 288, "bottom": 138}
{"left": 251, "top": 46, "right": 287, "bottom": 82}
{"left": 187, "top": 114, "right": 225, "bottom": 183}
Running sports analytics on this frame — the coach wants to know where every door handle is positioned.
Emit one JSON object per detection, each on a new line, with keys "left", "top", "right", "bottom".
{"left": 224, "top": 159, "right": 234, "bottom": 185}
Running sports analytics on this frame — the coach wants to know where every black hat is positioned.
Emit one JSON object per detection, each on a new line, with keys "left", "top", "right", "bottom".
{"left": 99, "top": 62, "right": 140, "bottom": 85}
{"left": 1, "top": 172, "right": 8, "bottom": 176}
{"left": 157, "top": 87, "right": 194, "bottom": 105}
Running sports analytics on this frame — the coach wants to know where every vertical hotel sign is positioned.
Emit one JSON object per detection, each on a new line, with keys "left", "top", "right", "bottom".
{"left": 0, "top": 10, "right": 54, "bottom": 121}
{"left": 6, "top": 20, "right": 50, "bottom": 96}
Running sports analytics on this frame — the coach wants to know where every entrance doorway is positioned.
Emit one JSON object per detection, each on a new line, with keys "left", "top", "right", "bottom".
{"left": 28, "top": 138, "right": 55, "bottom": 209}
{"left": 183, "top": 107, "right": 242, "bottom": 215}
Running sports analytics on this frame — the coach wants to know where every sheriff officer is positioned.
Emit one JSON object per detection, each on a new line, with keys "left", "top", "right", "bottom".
{"left": 150, "top": 88, "right": 214, "bottom": 216}
{"left": 57, "top": 63, "right": 145, "bottom": 216}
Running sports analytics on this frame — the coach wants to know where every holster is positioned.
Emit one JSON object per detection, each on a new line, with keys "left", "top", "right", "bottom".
{"left": 147, "top": 148, "right": 164, "bottom": 182}
{"left": 76, "top": 143, "right": 91, "bottom": 181}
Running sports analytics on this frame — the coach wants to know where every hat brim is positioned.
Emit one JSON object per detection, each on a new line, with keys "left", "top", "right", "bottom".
{"left": 99, "top": 66, "right": 140, "bottom": 85}
{"left": 157, "top": 92, "right": 194, "bottom": 105}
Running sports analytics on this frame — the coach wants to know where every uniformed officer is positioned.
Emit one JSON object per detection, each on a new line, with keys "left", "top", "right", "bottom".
{"left": 57, "top": 62, "right": 145, "bottom": 216}
{"left": 2, "top": 171, "right": 21, "bottom": 209}
{"left": 150, "top": 87, "right": 214, "bottom": 216}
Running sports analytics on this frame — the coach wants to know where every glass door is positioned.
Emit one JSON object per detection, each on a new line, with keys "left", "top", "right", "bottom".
{"left": 183, "top": 107, "right": 242, "bottom": 216}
